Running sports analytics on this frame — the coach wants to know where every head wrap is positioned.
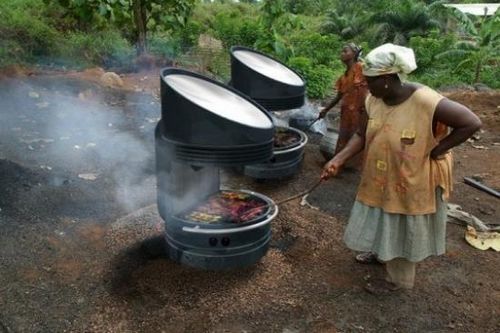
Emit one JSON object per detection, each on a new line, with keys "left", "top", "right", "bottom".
{"left": 345, "top": 42, "right": 362, "bottom": 60}
{"left": 362, "top": 43, "right": 417, "bottom": 77}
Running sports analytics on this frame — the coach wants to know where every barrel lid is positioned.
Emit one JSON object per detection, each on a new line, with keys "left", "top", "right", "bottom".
{"left": 232, "top": 49, "right": 303, "bottom": 86}
{"left": 164, "top": 73, "right": 273, "bottom": 129}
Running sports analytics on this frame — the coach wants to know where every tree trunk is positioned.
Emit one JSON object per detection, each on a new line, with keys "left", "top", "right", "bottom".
{"left": 474, "top": 59, "right": 481, "bottom": 83}
{"left": 132, "top": 0, "right": 147, "bottom": 54}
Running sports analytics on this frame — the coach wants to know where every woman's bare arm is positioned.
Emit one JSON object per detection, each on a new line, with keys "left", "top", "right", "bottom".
{"left": 431, "top": 98, "right": 482, "bottom": 159}
{"left": 319, "top": 93, "right": 343, "bottom": 118}
{"left": 321, "top": 109, "right": 368, "bottom": 179}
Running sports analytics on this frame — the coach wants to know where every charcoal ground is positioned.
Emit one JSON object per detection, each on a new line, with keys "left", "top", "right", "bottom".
{"left": 0, "top": 75, "right": 499, "bottom": 333}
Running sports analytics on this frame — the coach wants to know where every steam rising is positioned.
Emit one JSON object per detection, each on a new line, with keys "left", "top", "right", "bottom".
{"left": 0, "top": 77, "right": 158, "bottom": 213}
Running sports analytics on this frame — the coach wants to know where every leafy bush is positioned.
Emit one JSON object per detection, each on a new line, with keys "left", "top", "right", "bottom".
{"left": 307, "top": 65, "right": 336, "bottom": 99}
{"left": 436, "top": 14, "right": 500, "bottom": 85}
{"left": 481, "top": 64, "right": 500, "bottom": 89}
{"left": 412, "top": 70, "right": 472, "bottom": 90}
{"left": 0, "top": 0, "right": 496, "bottom": 92}
{"left": 414, "top": 60, "right": 499, "bottom": 90}
{"left": 0, "top": 40, "right": 24, "bottom": 67}
{"left": 0, "top": 0, "right": 133, "bottom": 69}
{"left": 408, "top": 30, "right": 481, "bottom": 88}
{"left": 211, "top": 12, "right": 262, "bottom": 48}
{"left": 286, "top": 32, "right": 352, "bottom": 99}
{"left": 190, "top": 1, "right": 261, "bottom": 48}
{"left": 284, "top": 0, "right": 335, "bottom": 15}
{"left": 288, "top": 56, "right": 335, "bottom": 99}
{"left": 149, "top": 33, "right": 185, "bottom": 60}
{"left": 205, "top": 49, "right": 231, "bottom": 82}
{"left": 289, "top": 32, "right": 343, "bottom": 66}
{"left": 0, "top": 0, "right": 62, "bottom": 64}
{"left": 271, "top": 12, "right": 305, "bottom": 35}
{"left": 174, "top": 20, "right": 205, "bottom": 47}
{"left": 192, "top": 1, "right": 258, "bottom": 26}
{"left": 254, "top": 29, "right": 295, "bottom": 62}
{"left": 60, "top": 30, "right": 134, "bottom": 68}
{"left": 409, "top": 31, "right": 457, "bottom": 71}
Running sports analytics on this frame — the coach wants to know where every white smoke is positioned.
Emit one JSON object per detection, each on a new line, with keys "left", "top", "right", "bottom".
{"left": 1, "top": 77, "right": 158, "bottom": 213}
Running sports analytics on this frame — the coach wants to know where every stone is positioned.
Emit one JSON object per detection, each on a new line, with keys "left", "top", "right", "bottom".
{"left": 474, "top": 83, "right": 492, "bottom": 92}
{"left": 83, "top": 67, "right": 105, "bottom": 78}
{"left": 100, "top": 72, "right": 124, "bottom": 88}
{"left": 198, "top": 34, "right": 223, "bottom": 50}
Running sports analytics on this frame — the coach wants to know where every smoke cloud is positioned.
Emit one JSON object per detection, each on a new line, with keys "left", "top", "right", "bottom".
{"left": 0, "top": 76, "right": 159, "bottom": 213}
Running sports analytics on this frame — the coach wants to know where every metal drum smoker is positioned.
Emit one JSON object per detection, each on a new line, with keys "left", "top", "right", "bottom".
{"left": 155, "top": 68, "right": 278, "bottom": 270}
{"left": 230, "top": 46, "right": 309, "bottom": 180}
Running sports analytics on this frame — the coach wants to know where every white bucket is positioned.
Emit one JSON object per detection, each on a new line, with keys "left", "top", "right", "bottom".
{"left": 319, "top": 112, "right": 339, "bottom": 160}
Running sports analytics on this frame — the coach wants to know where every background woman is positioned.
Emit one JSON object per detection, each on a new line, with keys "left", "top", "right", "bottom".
{"left": 319, "top": 43, "right": 368, "bottom": 167}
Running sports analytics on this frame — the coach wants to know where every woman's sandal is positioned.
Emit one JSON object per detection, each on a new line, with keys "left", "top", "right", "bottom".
{"left": 355, "top": 252, "right": 382, "bottom": 265}
{"left": 364, "top": 278, "right": 402, "bottom": 295}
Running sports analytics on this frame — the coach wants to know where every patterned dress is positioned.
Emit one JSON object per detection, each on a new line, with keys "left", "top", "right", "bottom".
{"left": 344, "top": 86, "right": 453, "bottom": 262}
{"left": 334, "top": 62, "right": 368, "bottom": 155}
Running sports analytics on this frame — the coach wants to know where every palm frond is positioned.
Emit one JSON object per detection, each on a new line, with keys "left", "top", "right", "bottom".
{"left": 394, "top": 33, "right": 407, "bottom": 45}
{"left": 455, "top": 40, "right": 479, "bottom": 50}
{"left": 448, "top": 7, "right": 477, "bottom": 35}
{"left": 373, "top": 22, "right": 392, "bottom": 44}
{"left": 456, "top": 58, "right": 473, "bottom": 68}
{"left": 428, "top": 0, "right": 448, "bottom": 13}
{"left": 436, "top": 49, "right": 472, "bottom": 60}
{"left": 454, "top": 58, "right": 476, "bottom": 73}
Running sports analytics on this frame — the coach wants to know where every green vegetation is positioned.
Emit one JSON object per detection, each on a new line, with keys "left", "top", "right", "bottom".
{"left": 0, "top": 0, "right": 135, "bottom": 68}
{"left": 1, "top": 0, "right": 498, "bottom": 97}
{"left": 437, "top": 13, "right": 500, "bottom": 83}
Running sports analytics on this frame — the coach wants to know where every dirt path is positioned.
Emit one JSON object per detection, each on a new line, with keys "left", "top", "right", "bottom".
{"left": 0, "top": 72, "right": 498, "bottom": 333}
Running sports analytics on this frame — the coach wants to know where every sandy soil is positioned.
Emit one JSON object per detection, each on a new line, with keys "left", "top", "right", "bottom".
{"left": 0, "top": 70, "right": 499, "bottom": 333}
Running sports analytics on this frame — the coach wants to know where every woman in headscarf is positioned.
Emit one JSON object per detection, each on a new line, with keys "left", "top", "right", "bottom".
{"left": 321, "top": 43, "right": 482, "bottom": 294}
{"left": 319, "top": 43, "right": 367, "bottom": 168}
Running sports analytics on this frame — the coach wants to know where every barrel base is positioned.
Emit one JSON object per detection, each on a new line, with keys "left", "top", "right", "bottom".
{"left": 244, "top": 152, "right": 304, "bottom": 180}
{"left": 165, "top": 231, "right": 271, "bottom": 270}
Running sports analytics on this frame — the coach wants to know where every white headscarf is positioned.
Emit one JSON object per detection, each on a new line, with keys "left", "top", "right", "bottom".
{"left": 362, "top": 43, "right": 417, "bottom": 77}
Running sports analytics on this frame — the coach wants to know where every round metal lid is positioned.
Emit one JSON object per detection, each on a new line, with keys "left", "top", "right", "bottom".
{"left": 230, "top": 46, "right": 306, "bottom": 111}
{"left": 158, "top": 68, "right": 275, "bottom": 165}
{"left": 164, "top": 74, "right": 273, "bottom": 129}
{"left": 232, "top": 50, "right": 304, "bottom": 86}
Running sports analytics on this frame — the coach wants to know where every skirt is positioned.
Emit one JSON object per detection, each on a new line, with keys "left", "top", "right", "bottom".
{"left": 343, "top": 188, "right": 447, "bottom": 262}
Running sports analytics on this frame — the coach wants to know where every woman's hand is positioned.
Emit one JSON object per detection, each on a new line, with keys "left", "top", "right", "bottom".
{"left": 319, "top": 94, "right": 342, "bottom": 119}
{"left": 321, "top": 158, "right": 343, "bottom": 180}
{"left": 318, "top": 108, "right": 329, "bottom": 119}
{"left": 320, "top": 132, "right": 366, "bottom": 180}
{"left": 432, "top": 98, "right": 482, "bottom": 156}
{"left": 430, "top": 147, "right": 450, "bottom": 160}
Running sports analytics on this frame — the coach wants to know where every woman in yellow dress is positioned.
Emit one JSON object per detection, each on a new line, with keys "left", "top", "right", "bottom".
{"left": 321, "top": 44, "right": 482, "bottom": 294}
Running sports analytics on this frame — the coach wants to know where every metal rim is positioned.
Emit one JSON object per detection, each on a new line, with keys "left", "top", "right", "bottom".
{"left": 230, "top": 46, "right": 305, "bottom": 87}
{"left": 181, "top": 205, "right": 278, "bottom": 235}
{"left": 159, "top": 131, "right": 275, "bottom": 151}
{"left": 273, "top": 127, "right": 308, "bottom": 154}
{"left": 160, "top": 67, "right": 275, "bottom": 125}
{"left": 174, "top": 189, "right": 277, "bottom": 228}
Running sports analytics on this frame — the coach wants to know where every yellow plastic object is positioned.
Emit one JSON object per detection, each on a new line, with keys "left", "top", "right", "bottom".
{"left": 465, "top": 226, "right": 500, "bottom": 251}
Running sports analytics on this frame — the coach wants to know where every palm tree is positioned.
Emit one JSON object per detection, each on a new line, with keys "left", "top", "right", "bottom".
{"left": 370, "top": 0, "right": 444, "bottom": 45}
{"left": 321, "top": 8, "right": 367, "bottom": 40}
{"left": 437, "top": 13, "right": 499, "bottom": 83}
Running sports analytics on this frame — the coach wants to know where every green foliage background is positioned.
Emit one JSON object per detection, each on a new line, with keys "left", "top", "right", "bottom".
{"left": 0, "top": 0, "right": 498, "bottom": 98}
